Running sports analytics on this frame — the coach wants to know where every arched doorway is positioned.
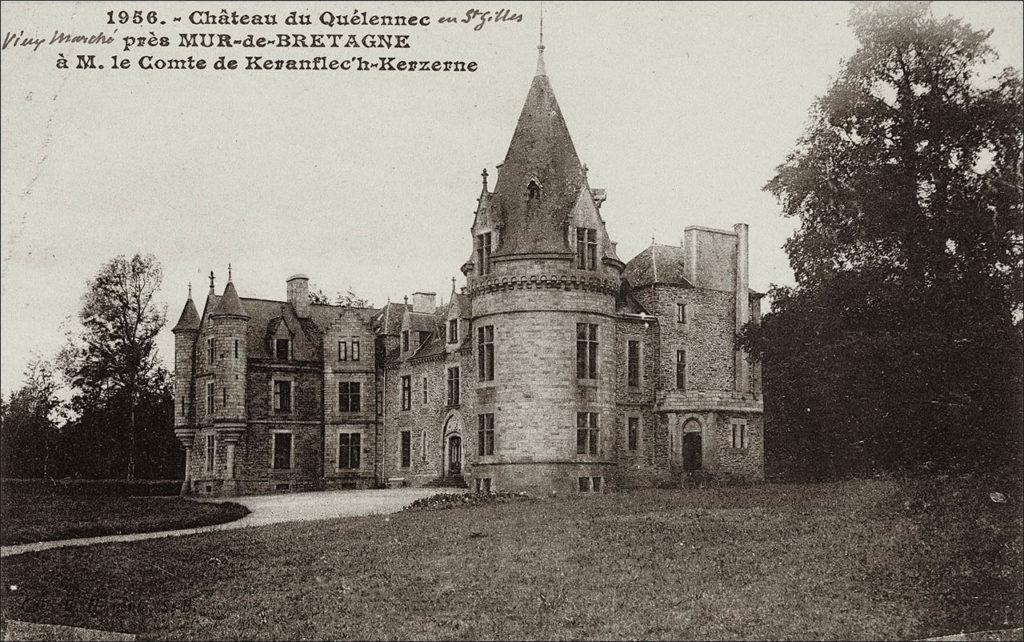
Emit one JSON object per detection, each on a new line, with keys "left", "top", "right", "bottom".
{"left": 447, "top": 435, "right": 462, "bottom": 475}
{"left": 681, "top": 418, "right": 703, "bottom": 472}
{"left": 441, "top": 413, "right": 463, "bottom": 477}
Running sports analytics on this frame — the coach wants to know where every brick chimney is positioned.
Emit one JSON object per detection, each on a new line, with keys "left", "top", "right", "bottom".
{"left": 287, "top": 274, "right": 310, "bottom": 318}
{"left": 410, "top": 291, "right": 436, "bottom": 314}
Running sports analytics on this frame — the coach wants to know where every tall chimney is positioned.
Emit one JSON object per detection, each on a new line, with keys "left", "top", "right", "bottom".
{"left": 410, "top": 292, "right": 436, "bottom": 314}
{"left": 733, "top": 223, "right": 750, "bottom": 392}
{"left": 287, "top": 274, "right": 310, "bottom": 318}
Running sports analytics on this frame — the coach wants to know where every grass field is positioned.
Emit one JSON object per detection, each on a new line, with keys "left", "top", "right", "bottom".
{"left": 0, "top": 477, "right": 1020, "bottom": 640}
{"left": 0, "top": 492, "right": 249, "bottom": 545}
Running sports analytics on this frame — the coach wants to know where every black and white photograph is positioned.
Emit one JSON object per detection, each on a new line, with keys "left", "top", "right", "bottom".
{"left": 0, "top": 1, "right": 1021, "bottom": 640}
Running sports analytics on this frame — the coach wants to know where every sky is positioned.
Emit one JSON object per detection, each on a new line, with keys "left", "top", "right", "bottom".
{"left": 1, "top": 1, "right": 1022, "bottom": 394}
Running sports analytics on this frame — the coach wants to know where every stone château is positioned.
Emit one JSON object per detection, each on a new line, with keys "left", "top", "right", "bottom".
{"left": 171, "top": 42, "right": 765, "bottom": 496}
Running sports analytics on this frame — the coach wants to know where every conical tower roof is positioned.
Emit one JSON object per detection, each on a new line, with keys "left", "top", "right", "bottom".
{"left": 172, "top": 293, "right": 200, "bottom": 332}
{"left": 491, "top": 46, "right": 584, "bottom": 257}
{"left": 211, "top": 279, "right": 249, "bottom": 318}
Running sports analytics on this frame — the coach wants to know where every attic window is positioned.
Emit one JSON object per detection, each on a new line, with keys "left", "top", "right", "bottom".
{"left": 527, "top": 179, "right": 541, "bottom": 199}
{"left": 448, "top": 318, "right": 459, "bottom": 344}
{"left": 275, "top": 338, "right": 291, "bottom": 360}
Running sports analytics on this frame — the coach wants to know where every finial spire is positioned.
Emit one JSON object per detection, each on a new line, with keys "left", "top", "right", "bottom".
{"left": 482, "top": 168, "right": 489, "bottom": 190}
{"left": 228, "top": 263, "right": 233, "bottom": 283}
{"left": 535, "top": 2, "right": 546, "bottom": 76}
{"left": 209, "top": 270, "right": 215, "bottom": 294}
{"left": 188, "top": 282, "right": 193, "bottom": 299}
{"left": 582, "top": 163, "right": 588, "bottom": 180}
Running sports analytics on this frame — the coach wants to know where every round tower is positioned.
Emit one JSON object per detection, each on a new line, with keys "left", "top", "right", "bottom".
{"left": 209, "top": 268, "right": 249, "bottom": 495}
{"left": 172, "top": 284, "right": 201, "bottom": 495}
{"left": 462, "top": 43, "right": 625, "bottom": 494}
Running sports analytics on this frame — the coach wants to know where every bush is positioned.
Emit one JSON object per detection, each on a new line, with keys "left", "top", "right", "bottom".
{"left": 0, "top": 478, "right": 183, "bottom": 497}
{"left": 403, "top": 491, "right": 535, "bottom": 512}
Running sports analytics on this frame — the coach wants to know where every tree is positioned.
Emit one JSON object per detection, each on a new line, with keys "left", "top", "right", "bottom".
{"left": 308, "top": 284, "right": 371, "bottom": 308}
{"left": 746, "top": 2, "right": 1023, "bottom": 478}
{"left": 58, "top": 253, "right": 169, "bottom": 479}
{"left": 0, "top": 358, "right": 63, "bottom": 478}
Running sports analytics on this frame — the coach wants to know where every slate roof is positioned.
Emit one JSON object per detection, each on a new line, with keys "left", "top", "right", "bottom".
{"left": 372, "top": 302, "right": 408, "bottom": 335}
{"left": 211, "top": 281, "right": 249, "bottom": 318}
{"left": 407, "top": 311, "right": 439, "bottom": 334}
{"left": 491, "top": 54, "right": 584, "bottom": 257}
{"left": 204, "top": 293, "right": 378, "bottom": 361}
{"left": 172, "top": 297, "right": 200, "bottom": 332}
{"left": 623, "top": 244, "right": 693, "bottom": 289}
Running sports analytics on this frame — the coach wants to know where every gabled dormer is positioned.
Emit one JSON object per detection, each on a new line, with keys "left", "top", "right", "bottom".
{"left": 267, "top": 315, "right": 295, "bottom": 361}
{"left": 463, "top": 169, "right": 499, "bottom": 277}
{"left": 567, "top": 170, "right": 623, "bottom": 273}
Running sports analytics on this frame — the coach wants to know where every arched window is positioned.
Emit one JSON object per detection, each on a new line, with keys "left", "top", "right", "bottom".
{"left": 527, "top": 179, "right": 541, "bottom": 199}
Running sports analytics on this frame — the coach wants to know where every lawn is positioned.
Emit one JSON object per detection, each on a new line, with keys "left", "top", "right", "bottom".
{"left": 0, "top": 491, "right": 249, "bottom": 545}
{"left": 0, "top": 476, "right": 1020, "bottom": 640}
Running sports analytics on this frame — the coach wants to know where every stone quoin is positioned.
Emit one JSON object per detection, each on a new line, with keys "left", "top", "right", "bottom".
{"left": 172, "top": 40, "right": 765, "bottom": 496}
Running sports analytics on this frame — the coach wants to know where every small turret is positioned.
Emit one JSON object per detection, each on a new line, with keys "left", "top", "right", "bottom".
{"left": 172, "top": 284, "right": 200, "bottom": 495}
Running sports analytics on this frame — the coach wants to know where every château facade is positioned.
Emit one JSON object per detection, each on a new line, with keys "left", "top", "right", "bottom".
{"left": 171, "top": 44, "right": 764, "bottom": 496}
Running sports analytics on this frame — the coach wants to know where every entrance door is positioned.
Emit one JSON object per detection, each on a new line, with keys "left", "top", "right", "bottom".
{"left": 682, "top": 432, "right": 702, "bottom": 471}
{"left": 448, "top": 435, "right": 462, "bottom": 474}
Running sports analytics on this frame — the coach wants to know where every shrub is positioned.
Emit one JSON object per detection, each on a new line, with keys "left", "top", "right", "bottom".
{"left": 403, "top": 491, "right": 535, "bottom": 512}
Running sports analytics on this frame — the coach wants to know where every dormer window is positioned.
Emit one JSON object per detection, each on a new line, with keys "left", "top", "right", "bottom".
{"left": 274, "top": 338, "right": 291, "bottom": 360}
{"left": 576, "top": 228, "right": 597, "bottom": 270}
{"left": 527, "top": 179, "right": 541, "bottom": 199}
{"left": 476, "top": 232, "right": 492, "bottom": 276}
{"left": 401, "top": 330, "right": 410, "bottom": 352}
{"left": 448, "top": 318, "right": 459, "bottom": 344}
{"left": 418, "top": 330, "right": 432, "bottom": 347}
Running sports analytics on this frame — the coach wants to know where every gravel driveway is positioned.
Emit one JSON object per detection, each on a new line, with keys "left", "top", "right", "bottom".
{"left": 0, "top": 487, "right": 449, "bottom": 558}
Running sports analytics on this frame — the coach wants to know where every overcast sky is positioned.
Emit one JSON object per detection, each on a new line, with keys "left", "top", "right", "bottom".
{"left": 2, "top": 1, "right": 1021, "bottom": 394}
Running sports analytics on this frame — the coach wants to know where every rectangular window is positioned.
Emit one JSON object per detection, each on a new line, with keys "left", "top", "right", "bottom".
{"left": 477, "top": 232, "right": 492, "bottom": 276}
{"left": 676, "top": 350, "right": 687, "bottom": 390}
{"left": 351, "top": 339, "right": 360, "bottom": 361}
{"left": 273, "top": 380, "right": 292, "bottom": 412}
{"left": 338, "top": 382, "right": 361, "bottom": 412}
{"left": 206, "top": 382, "right": 214, "bottom": 414}
{"left": 207, "top": 337, "right": 214, "bottom": 363}
{"left": 576, "top": 228, "right": 597, "bottom": 270}
{"left": 417, "top": 330, "right": 432, "bottom": 347}
{"left": 400, "top": 430, "right": 411, "bottom": 468}
{"left": 576, "top": 412, "right": 599, "bottom": 455}
{"left": 205, "top": 434, "right": 215, "bottom": 472}
{"left": 272, "top": 432, "right": 292, "bottom": 470}
{"left": 275, "top": 338, "right": 290, "bottom": 360}
{"left": 627, "top": 340, "right": 640, "bottom": 387}
{"left": 338, "top": 432, "right": 361, "bottom": 469}
{"left": 222, "top": 387, "right": 227, "bottom": 406}
{"left": 478, "top": 413, "right": 495, "bottom": 456}
{"left": 180, "top": 396, "right": 185, "bottom": 415}
{"left": 447, "top": 367, "right": 461, "bottom": 406}
{"left": 402, "top": 330, "right": 410, "bottom": 352}
{"left": 448, "top": 318, "right": 459, "bottom": 344}
{"left": 576, "top": 323, "right": 598, "bottom": 379}
{"left": 731, "top": 420, "right": 749, "bottom": 449}
{"left": 478, "top": 325, "right": 494, "bottom": 381}
{"left": 677, "top": 303, "right": 687, "bottom": 324}
{"left": 234, "top": 339, "right": 239, "bottom": 359}
{"left": 338, "top": 340, "right": 347, "bottom": 361}
{"left": 628, "top": 417, "right": 640, "bottom": 451}
{"left": 421, "top": 430, "right": 427, "bottom": 461}
{"left": 422, "top": 376, "right": 428, "bottom": 404}
{"left": 401, "top": 376, "right": 411, "bottom": 410}
{"left": 578, "top": 477, "right": 590, "bottom": 492}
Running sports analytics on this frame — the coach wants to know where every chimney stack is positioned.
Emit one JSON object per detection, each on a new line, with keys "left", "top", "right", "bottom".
{"left": 287, "top": 274, "right": 310, "bottom": 318}
{"left": 410, "top": 291, "right": 436, "bottom": 314}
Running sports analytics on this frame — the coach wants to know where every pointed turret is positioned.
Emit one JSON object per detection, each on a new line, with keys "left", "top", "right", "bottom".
{"left": 490, "top": 41, "right": 584, "bottom": 257}
{"left": 211, "top": 276, "right": 249, "bottom": 319}
{"left": 172, "top": 286, "right": 201, "bottom": 333}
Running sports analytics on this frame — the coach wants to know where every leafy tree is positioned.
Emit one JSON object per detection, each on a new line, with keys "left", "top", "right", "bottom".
{"left": 308, "top": 285, "right": 370, "bottom": 307}
{"left": 58, "top": 253, "right": 170, "bottom": 479}
{"left": 746, "top": 2, "right": 1023, "bottom": 478}
{"left": 0, "top": 358, "right": 63, "bottom": 478}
